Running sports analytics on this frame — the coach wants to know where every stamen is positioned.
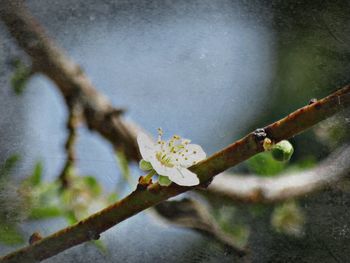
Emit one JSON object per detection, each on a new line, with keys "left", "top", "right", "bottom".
{"left": 157, "top": 128, "right": 164, "bottom": 143}
{"left": 173, "top": 135, "right": 180, "bottom": 140}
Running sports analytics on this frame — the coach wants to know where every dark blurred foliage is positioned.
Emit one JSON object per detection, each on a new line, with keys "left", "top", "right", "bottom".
{"left": 246, "top": 1, "right": 350, "bottom": 261}
{"left": 245, "top": 0, "right": 350, "bottom": 164}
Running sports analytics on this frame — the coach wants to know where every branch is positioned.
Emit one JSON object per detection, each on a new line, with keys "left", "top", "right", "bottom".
{"left": 153, "top": 145, "right": 350, "bottom": 247}
{"left": 0, "top": 0, "right": 141, "bottom": 161}
{"left": 201, "top": 145, "right": 350, "bottom": 203}
{"left": 0, "top": 83, "right": 349, "bottom": 262}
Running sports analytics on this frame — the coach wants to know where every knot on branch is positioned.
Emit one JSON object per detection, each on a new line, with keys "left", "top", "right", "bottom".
{"left": 87, "top": 230, "right": 100, "bottom": 241}
{"left": 29, "top": 232, "right": 43, "bottom": 245}
{"left": 308, "top": 98, "right": 318, "bottom": 105}
{"left": 253, "top": 128, "right": 267, "bottom": 142}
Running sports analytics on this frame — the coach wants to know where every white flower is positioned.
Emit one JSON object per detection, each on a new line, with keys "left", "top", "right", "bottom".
{"left": 137, "top": 128, "right": 206, "bottom": 186}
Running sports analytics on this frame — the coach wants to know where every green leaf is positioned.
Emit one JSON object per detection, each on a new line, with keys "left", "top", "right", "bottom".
{"left": 10, "top": 59, "right": 32, "bottom": 95}
{"left": 28, "top": 161, "right": 43, "bottom": 186}
{"left": 83, "top": 176, "right": 101, "bottom": 196}
{"left": 61, "top": 189, "right": 73, "bottom": 206}
{"left": 0, "top": 154, "right": 20, "bottom": 177}
{"left": 34, "top": 182, "right": 60, "bottom": 205}
{"left": 0, "top": 223, "right": 25, "bottom": 245}
{"left": 271, "top": 201, "right": 304, "bottom": 237}
{"left": 247, "top": 152, "right": 285, "bottom": 176}
{"left": 158, "top": 175, "right": 172, "bottom": 186}
{"left": 28, "top": 206, "right": 62, "bottom": 220}
{"left": 219, "top": 222, "right": 250, "bottom": 248}
{"left": 64, "top": 211, "right": 78, "bottom": 225}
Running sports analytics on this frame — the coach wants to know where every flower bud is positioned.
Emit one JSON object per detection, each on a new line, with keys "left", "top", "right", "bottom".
{"left": 271, "top": 140, "right": 294, "bottom": 162}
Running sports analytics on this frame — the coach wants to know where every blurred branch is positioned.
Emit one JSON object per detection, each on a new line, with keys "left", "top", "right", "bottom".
{"left": 0, "top": 83, "right": 349, "bottom": 262}
{"left": 201, "top": 145, "right": 350, "bottom": 203}
{"left": 0, "top": 0, "right": 140, "bottom": 162}
{"left": 153, "top": 199, "right": 248, "bottom": 256}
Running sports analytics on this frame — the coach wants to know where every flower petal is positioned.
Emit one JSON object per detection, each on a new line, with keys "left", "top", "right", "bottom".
{"left": 167, "top": 166, "right": 200, "bottom": 186}
{"left": 150, "top": 158, "right": 173, "bottom": 176}
{"left": 137, "top": 132, "right": 156, "bottom": 161}
{"left": 174, "top": 144, "right": 206, "bottom": 167}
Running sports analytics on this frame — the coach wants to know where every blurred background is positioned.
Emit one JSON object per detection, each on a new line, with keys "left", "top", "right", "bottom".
{"left": 0, "top": 0, "right": 349, "bottom": 262}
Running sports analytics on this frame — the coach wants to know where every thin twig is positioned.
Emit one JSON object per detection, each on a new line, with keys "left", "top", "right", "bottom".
{"left": 0, "top": 85, "right": 349, "bottom": 262}
{"left": 58, "top": 106, "right": 79, "bottom": 188}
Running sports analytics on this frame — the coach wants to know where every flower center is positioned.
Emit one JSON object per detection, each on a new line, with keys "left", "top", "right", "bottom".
{"left": 155, "top": 128, "right": 190, "bottom": 168}
{"left": 155, "top": 152, "right": 174, "bottom": 168}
